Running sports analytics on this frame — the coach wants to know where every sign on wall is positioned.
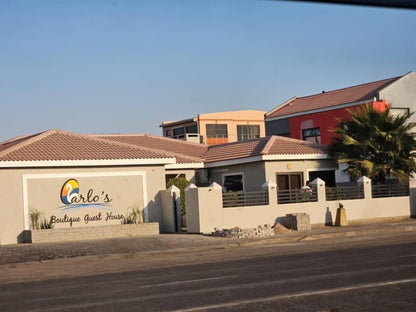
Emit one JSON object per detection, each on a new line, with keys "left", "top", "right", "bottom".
{"left": 23, "top": 172, "right": 147, "bottom": 229}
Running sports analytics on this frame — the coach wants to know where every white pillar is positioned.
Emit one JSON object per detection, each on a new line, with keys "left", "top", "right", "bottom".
{"left": 185, "top": 182, "right": 224, "bottom": 234}
{"left": 312, "top": 178, "right": 326, "bottom": 203}
{"left": 160, "top": 185, "right": 181, "bottom": 232}
{"left": 262, "top": 180, "right": 278, "bottom": 215}
{"left": 357, "top": 176, "right": 372, "bottom": 199}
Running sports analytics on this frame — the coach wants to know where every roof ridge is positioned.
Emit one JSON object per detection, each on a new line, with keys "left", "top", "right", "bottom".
{"left": 0, "top": 134, "right": 32, "bottom": 145}
{"left": 205, "top": 137, "right": 266, "bottom": 153}
{"left": 90, "top": 133, "right": 146, "bottom": 137}
{"left": 76, "top": 132, "right": 183, "bottom": 159}
{"left": 273, "top": 135, "right": 326, "bottom": 146}
{"left": 142, "top": 133, "right": 209, "bottom": 147}
{"left": 265, "top": 96, "right": 297, "bottom": 117}
{"left": 202, "top": 137, "right": 269, "bottom": 160}
{"left": 296, "top": 76, "right": 401, "bottom": 100}
{"left": 94, "top": 133, "right": 209, "bottom": 148}
{"left": 0, "top": 129, "right": 57, "bottom": 159}
{"left": 0, "top": 129, "right": 179, "bottom": 161}
{"left": 93, "top": 134, "right": 204, "bottom": 162}
{"left": 260, "top": 136, "right": 276, "bottom": 155}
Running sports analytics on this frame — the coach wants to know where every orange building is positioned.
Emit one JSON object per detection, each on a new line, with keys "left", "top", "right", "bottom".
{"left": 160, "top": 110, "right": 266, "bottom": 145}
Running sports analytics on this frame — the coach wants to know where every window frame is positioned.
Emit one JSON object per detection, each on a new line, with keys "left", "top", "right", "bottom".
{"left": 206, "top": 124, "right": 228, "bottom": 138}
{"left": 302, "top": 127, "right": 321, "bottom": 143}
{"left": 173, "top": 127, "right": 185, "bottom": 136}
{"left": 276, "top": 172, "right": 304, "bottom": 190}
{"left": 237, "top": 125, "right": 261, "bottom": 141}
{"left": 222, "top": 172, "right": 245, "bottom": 193}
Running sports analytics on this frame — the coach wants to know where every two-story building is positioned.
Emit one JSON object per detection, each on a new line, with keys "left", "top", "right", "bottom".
{"left": 160, "top": 110, "right": 266, "bottom": 145}
{"left": 265, "top": 71, "right": 416, "bottom": 145}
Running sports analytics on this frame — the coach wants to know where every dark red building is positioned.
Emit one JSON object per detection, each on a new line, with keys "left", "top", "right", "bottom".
{"left": 265, "top": 72, "right": 415, "bottom": 145}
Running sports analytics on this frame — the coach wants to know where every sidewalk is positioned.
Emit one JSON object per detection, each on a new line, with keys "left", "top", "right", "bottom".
{"left": 1, "top": 219, "right": 416, "bottom": 265}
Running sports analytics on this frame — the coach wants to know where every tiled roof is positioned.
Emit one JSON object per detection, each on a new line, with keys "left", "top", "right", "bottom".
{"left": 266, "top": 76, "right": 401, "bottom": 119}
{"left": 203, "top": 137, "right": 270, "bottom": 163}
{"left": 0, "top": 130, "right": 175, "bottom": 162}
{"left": 262, "top": 136, "right": 327, "bottom": 155}
{"left": 0, "top": 134, "right": 37, "bottom": 154}
{"left": 0, "top": 131, "right": 327, "bottom": 165}
{"left": 203, "top": 136, "right": 326, "bottom": 163}
{"left": 93, "top": 134, "right": 207, "bottom": 164}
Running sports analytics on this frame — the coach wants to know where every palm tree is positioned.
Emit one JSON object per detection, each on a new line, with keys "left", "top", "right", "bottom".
{"left": 328, "top": 104, "right": 416, "bottom": 184}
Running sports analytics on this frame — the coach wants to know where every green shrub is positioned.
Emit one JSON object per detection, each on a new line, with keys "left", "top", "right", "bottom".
{"left": 29, "top": 209, "right": 42, "bottom": 230}
{"left": 29, "top": 209, "right": 53, "bottom": 230}
{"left": 166, "top": 177, "right": 191, "bottom": 215}
{"left": 123, "top": 206, "right": 144, "bottom": 224}
{"left": 40, "top": 218, "right": 53, "bottom": 229}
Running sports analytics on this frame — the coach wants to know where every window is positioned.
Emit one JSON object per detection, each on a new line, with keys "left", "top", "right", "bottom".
{"left": 206, "top": 124, "right": 228, "bottom": 144}
{"left": 302, "top": 127, "right": 321, "bottom": 144}
{"left": 173, "top": 127, "right": 185, "bottom": 136}
{"left": 308, "top": 170, "right": 336, "bottom": 187}
{"left": 206, "top": 124, "right": 228, "bottom": 137}
{"left": 186, "top": 124, "right": 198, "bottom": 134}
{"left": 390, "top": 108, "right": 410, "bottom": 118}
{"left": 276, "top": 173, "right": 303, "bottom": 190}
{"left": 165, "top": 130, "right": 172, "bottom": 137}
{"left": 223, "top": 173, "right": 244, "bottom": 192}
{"left": 237, "top": 125, "right": 260, "bottom": 141}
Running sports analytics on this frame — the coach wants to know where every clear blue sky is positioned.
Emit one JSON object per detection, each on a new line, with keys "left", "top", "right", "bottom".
{"left": 1, "top": 0, "right": 415, "bottom": 141}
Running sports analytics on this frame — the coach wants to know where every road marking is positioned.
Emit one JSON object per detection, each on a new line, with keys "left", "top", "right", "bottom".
{"left": 12, "top": 265, "right": 416, "bottom": 311}
{"left": 399, "top": 254, "right": 416, "bottom": 258}
{"left": 138, "top": 275, "right": 238, "bottom": 288}
{"left": 174, "top": 278, "right": 416, "bottom": 312}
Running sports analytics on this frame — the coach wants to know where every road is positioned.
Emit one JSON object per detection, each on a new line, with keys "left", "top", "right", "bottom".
{"left": 1, "top": 233, "right": 416, "bottom": 311}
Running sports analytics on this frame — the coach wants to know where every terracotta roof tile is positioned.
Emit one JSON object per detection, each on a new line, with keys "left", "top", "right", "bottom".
{"left": 93, "top": 134, "right": 207, "bottom": 164}
{"left": 266, "top": 76, "right": 401, "bottom": 119}
{"left": 203, "top": 137, "right": 269, "bottom": 163}
{"left": 0, "top": 130, "right": 175, "bottom": 162}
{"left": 263, "top": 136, "right": 327, "bottom": 155}
{"left": 0, "top": 134, "right": 37, "bottom": 154}
{"left": 203, "top": 136, "right": 326, "bottom": 163}
{"left": 0, "top": 131, "right": 327, "bottom": 165}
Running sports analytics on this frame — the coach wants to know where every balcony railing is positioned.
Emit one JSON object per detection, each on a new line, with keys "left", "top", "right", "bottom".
{"left": 372, "top": 183, "right": 409, "bottom": 198}
{"left": 222, "top": 190, "right": 269, "bottom": 208}
{"left": 206, "top": 135, "right": 229, "bottom": 145}
{"left": 325, "top": 185, "right": 364, "bottom": 201}
{"left": 277, "top": 188, "right": 317, "bottom": 204}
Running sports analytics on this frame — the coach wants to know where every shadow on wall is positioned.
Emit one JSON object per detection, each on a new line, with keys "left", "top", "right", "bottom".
{"left": 17, "top": 231, "right": 27, "bottom": 243}
{"left": 325, "top": 207, "right": 333, "bottom": 226}
{"left": 410, "top": 186, "right": 416, "bottom": 218}
{"left": 148, "top": 192, "right": 162, "bottom": 223}
{"left": 274, "top": 216, "right": 287, "bottom": 227}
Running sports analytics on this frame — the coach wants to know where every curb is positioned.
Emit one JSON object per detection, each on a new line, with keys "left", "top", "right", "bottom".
{"left": 1, "top": 222, "right": 416, "bottom": 266}
{"left": 239, "top": 223, "right": 416, "bottom": 247}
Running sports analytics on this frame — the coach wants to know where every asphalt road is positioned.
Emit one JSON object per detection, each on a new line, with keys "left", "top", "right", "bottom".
{"left": 1, "top": 234, "right": 416, "bottom": 311}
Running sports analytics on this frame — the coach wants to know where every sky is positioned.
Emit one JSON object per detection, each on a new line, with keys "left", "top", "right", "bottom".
{"left": 1, "top": 0, "right": 415, "bottom": 141}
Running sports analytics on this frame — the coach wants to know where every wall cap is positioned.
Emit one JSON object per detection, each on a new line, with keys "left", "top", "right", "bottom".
{"left": 209, "top": 182, "right": 222, "bottom": 189}
{"left": 262, "top": 180, "right": 277, "bottom": 189}
{"left": 357, "top": 176, "right": 372, "bottom": 184}
{"left": 166, "top": 185, "right": 180, "bottom": 194}
{"left": 311, "top": 177, "right": 325, "bottom": 186}
{"left": 185, "top": 183, "right": 198, "bottom": 191}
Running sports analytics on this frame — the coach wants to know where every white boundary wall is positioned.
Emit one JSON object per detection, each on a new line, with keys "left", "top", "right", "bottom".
{"left": 185, "top": 177, "right": 414, "bottom": 234}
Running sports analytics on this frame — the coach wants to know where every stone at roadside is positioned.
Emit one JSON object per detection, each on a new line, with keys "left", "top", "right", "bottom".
{"left": 211, "top": 224, "right": 274, "bottom": 238}
{"left": 273, "top": 223, "right": 293, "bottom": 235}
